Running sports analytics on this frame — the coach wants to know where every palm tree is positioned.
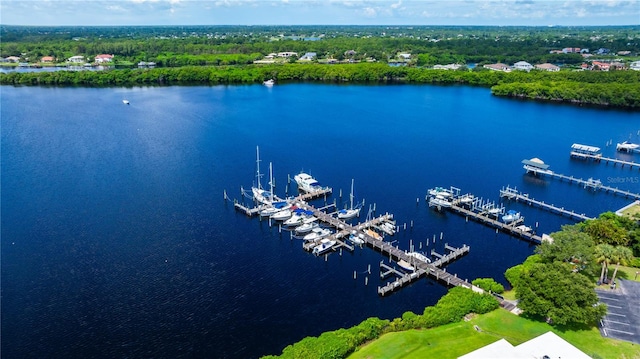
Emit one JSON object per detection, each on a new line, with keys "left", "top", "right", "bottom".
{"left": 609, "top": 246, "right": 633, "bottom": 288}
{"left": 594, "top": 244, "right": 615, "bottom": 284}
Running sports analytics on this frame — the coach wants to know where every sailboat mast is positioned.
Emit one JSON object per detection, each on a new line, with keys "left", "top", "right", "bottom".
{"left": 255, "top": 146, "right": 262, "bottom": 190}
{"left": 269, "top": 162, "right": 274, "bottom": 202}
{"left": 350, "top": 178, "right": 354, "bottom": 210}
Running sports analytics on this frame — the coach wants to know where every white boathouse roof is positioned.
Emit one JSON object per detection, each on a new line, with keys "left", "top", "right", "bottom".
{"left": 521, "top": 158, "right": 550, "bottom": 170}
{"left": 571, "top": 143, "right": 601, "bottom": 154}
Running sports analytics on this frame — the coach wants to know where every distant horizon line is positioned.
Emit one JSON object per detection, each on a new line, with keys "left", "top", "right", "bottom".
{"left": 2, "top": 24, "right": 639, "bottom": 28}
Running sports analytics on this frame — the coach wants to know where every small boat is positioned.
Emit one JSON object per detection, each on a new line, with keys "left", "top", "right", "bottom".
{"left": 337, "top": 179, "right": 361, "bottom": 220}
{"left": 397, "top": 259, "right": 415, "bottom": 271}
{"left": 295, "top": 220, "right": 318, "bottom": 235}
{"left": 364, "top": 229, "right": 382, "bottom": 241}
{"left": 312, "top": 238, "right": 336, "bottom": 255}
{"left": 487, "top": 207, "right": 502, "bottom": 216}
{"left": 263, "top": 79, "right": 275, "bottom": 86}
{"left": 271, "top": 209, "right": 292, "bottom": 221}
{"left": 458, "top": 194, "right": 474, "bottom": 204}
{"left": 616, "top": 141, "right": 640, "bottom": 152}
{"left": 429, "top": 195, "right": 452, "bottom": 209}
{"left": 502, "top": 209, "right": 522, "bottom": 223}
{"left": 407, "top": 251, "right": 431, "bottom": 264}
{"left": 379, "top": 222, "right": 396, "bottom": 236}
{"left": 347, "top": 232, "right": 365, "bottom": 245}
{"left": 122, "top": 99, "right": 130, "bottom": 105}
{"left": 284, "top": 209, "right": 311, "bottom": 227}
{"left": 303, "top": 227, "right": 332, "bottom": 241}
{"left": 428, "top": 187, "right": 452, "bottom": 197}
{"left": 293, "top": 172, "right": 323, "bottom": 193}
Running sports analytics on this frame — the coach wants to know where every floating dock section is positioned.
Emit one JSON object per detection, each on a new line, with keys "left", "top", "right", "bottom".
{"left": 522, "top": 158, "right": 640, "bottom": 200}
{"left": 499, "top": 185, "right": 595, "bottom": 221}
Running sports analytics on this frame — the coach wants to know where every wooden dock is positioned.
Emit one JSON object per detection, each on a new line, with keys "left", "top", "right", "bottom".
{"left": 571, "top": 152, "right": 640, "bottom": 170}
{"left": 539, "top": 171, "right": 640, "bottom": 200}
{"left": 499, "top": 186, "right": 595, "bottom": 221}
{"left": 447, "top": 203, "right": 542, "bottom": 244}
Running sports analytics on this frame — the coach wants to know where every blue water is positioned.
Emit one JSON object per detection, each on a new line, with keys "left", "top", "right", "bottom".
{"left": 1, "top": 84, "right": 639, "bottom": 358}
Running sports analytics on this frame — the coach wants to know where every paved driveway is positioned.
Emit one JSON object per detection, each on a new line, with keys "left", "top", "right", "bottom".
{"left": 596, "top": 279, "right": 640, "bottom": 345}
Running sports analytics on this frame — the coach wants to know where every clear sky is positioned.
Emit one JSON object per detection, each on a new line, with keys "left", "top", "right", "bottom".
{"left": 1, "top": 0, "right": 638, "bottom": 27}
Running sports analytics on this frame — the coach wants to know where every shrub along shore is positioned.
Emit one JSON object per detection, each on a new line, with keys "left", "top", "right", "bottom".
{"left": 2, "top": 63, "right": 639, "bottom": 108}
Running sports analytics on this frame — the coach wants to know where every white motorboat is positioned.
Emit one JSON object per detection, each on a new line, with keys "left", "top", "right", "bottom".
{"left": 429, "top": 195, "right": 452, "bottom": 209}
{"left": 407, "top": 251, "right": 431, "bottom": 264}
{"left": 397, "top": 259, "right": 415, "bottom": 271}
{"left": 312, "top": 238, "right": 336, "bottom": 255}
{"left": 458, "top": 194, "right": 474, "bottom": 204}
{"left": 271, "top": 209, "right": 292, "bottom": 221}
{"left": 616, "top": 141, "right": 640, "bottom": 152}
{"left": 293, "top": 172, "right": 323, "bottom": 193}
{"left": 502, "top": 210, "right": 522, "bottom": 223}
{"left": 295, "top": 221, "right": 318, "bottom": 235}
{"left": 122, "top": 99, "right": 130, "bottom": 105}
{"left": 303, "top": 227, "right": 332, "bottom": 241}
{"left": 379, "top": 222, "right": 396, "bottom": 236}
{"left": 347, "top": 233, "right": 365, "bottom": 245}
{"left": 337, "top": 179, "right": 361, "bottom": 220}
{"left": 263, "top": 79, "right": 275, "bottom": 86}
{"left": 487, "top": 207, "right": 502, "bottom": 216}
{"left": 428, "top": 187, "right": 452, "bottom": 197}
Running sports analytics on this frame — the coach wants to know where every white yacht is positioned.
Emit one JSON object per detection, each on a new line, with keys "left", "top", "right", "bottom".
{"left": 263, "top": 79, "right": 275, "bottom": 86}
{"left": 429, "top": 195, "right": 452, "bottom": 209}
{"left": 397, "top": 259, "right": 415, "bottom": 271}
{"left": 312, "top": 238, "right": 337, "bottom": 255}
{"left": 293, "top": 172, "right": 323, "bottom": 193}
{"left": 271, "top": 208, "right": 292, "bottom": 221}
{"left": 407, "top": 251, "right": 431, "bottom": 264}
{"left": 251, "top": 147, "right": 273, "bottom": 205}
{"left": 295, "top": 220, "right": 318, "bottom": 235}
{"left": 347, "top": 232, "right": 365, "bottom": 245}
{"left": 303, "top": 227, "right": 332, "bottom": 241}
{"left": 617, "top": 141, "right": 640, "bottom": 152}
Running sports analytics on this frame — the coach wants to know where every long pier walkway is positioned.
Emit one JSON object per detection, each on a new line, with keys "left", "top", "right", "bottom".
{"left": 499, "top": 186, "right": 595, "bottom": 221}
{"left": 447, "top": 202, "right": 543, "bottom": 244}
{"left": 571, "top": 152, "right": 640, "bottom": 170}
{"left": 539, "top": 171, "right": 640, "bottom": 200}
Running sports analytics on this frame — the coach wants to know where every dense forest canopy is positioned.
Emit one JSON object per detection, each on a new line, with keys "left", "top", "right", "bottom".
{"left": 1, "top": 25, "right": 639, "bottom": 65}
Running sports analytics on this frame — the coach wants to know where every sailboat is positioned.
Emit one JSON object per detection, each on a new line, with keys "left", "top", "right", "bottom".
{"left": 337, "top": 179, "right": 360, "bottom": 220}
{"left": 251, "top": 146, "right": 272, "bottom": 205}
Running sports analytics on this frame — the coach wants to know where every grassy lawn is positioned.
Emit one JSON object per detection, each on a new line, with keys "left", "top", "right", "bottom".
{"left": 348, "top": 309, "right": 640, "bottom": 359}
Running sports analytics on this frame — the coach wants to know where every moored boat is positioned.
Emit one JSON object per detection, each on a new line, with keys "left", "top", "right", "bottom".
{"left": 407, "top": 251, "right": 431, "bottom": 264}
{"left": 397, "top": 259, "right": 415, "bottom": 271}
{"left": 312, "top": 238, "right": 336, "bottom": 255}
{"left": 293, "top": 172, "right": 323, "bottom": 193}
{"left": 263, "top": 79, "right": 275, "bottom": 86}
{"left": 616, "top": 141, "right": 640, "bottom": 152}
{"left": 364, "top": 229, "right": 382, "bottom": 241}
{"left": 502, "top": 209, "right": 522, "bottom": 223}
{"left": 303, "top": 227, "right": 332, "bottom": 241}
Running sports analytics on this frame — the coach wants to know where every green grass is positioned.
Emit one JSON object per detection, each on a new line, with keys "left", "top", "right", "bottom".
{"left": 348, "top": 309, "right": 640, "bottom": 359}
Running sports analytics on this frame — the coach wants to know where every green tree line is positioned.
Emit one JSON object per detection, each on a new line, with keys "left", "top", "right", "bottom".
{"left": 261, "top": 287, "right": 499, "bottom": 359}
{"left": 3, "top": 63, "right": 639, "bottom": 108}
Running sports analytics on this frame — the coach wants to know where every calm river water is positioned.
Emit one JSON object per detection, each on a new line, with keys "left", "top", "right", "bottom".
{"left": 2, "top": 83, "right": 638, "bottom": 358}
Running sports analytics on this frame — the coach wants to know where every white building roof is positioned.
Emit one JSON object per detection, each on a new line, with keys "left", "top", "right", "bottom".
{"left": 459, "top": 331, "right": 590, "bottom": 359}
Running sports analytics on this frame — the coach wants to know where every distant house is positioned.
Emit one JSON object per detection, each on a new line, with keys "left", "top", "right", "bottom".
{"left": 40, "top": 56, "right": 55, "bottom": 63}
{"left": 433, "top": 64, "right": 462, "bottom": 70}
{"left": 513, "top": 61, "right": 533, "bottom": 71}
{"left": 95, "top": 54, "right": 114, "bottom": 63}
{"left": 299, "top": 52, "right": 317, "bottom": 61}
{"left": 483, "top": 63, "right": 510, "bottom": 72}
{"left": 617, "top": 51, "right": 631, "bottom": 56}
{"left": 277, "top": 52, "right": 298, "bottom": 58}
{"left": 562, "top": 47, "right": 581, "bottom": 54}
{"left": 535, "top": 63, "right": 560, "bottom": 72}
{"left": 596, "top": 48, "right": 610, "bottom": 55}
{"left": 591, "top": 61, "right": 610, "bottom": 71}
{"left": 5, "top": 56, "right": 21, "bottom": 63}
{"left": 68, "top": 55, "right": 85, "bottom": 63}
{"left": 397, "top": 53, "right": 411, "bottom": 60}
{"left": 630, "top": 61, "right": 640, "bottom": 71}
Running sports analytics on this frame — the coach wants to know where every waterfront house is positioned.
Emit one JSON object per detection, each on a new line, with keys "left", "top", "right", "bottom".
{"left": 483, "top": 63, "right": 510, "bottom": 72}
{"left": 68, "top": 55, "right": 85, "bottom": 63}
{"left": 40, "top": 56, "right": 55, "bottom": 63}
{"left": 591, "top": 61, "right": 610, "bottom": 71}
{"left": 95, "top": 54, "right": 114, "bottom": 63}
{"left": 630, "top": 61, "right": 640, "bottom": 71}
{"left": 299, "top": 52, "right": 317, "bottom": 61}
{"left": 397, "top": 53, "right": 411, "bottom": 60}
{"left": 534, "top": 63, "right": 560, "bottom": 72}
{"left": 513, "top": 61, "right": 533, "bottom": 71}
{"left": 5, "top": 56, "right": 21, "bottom": 63}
